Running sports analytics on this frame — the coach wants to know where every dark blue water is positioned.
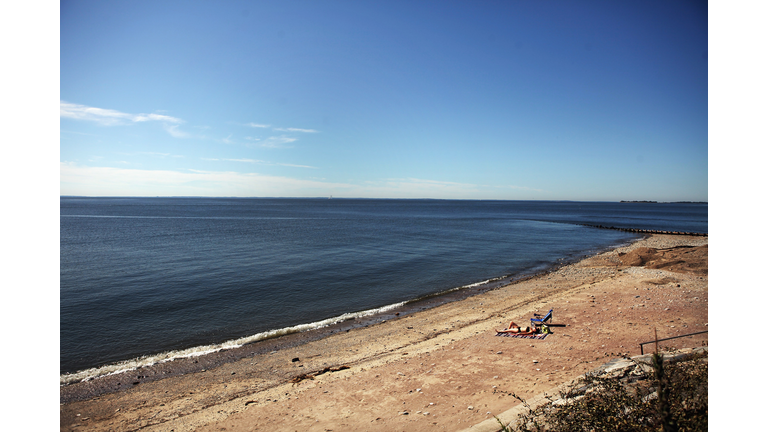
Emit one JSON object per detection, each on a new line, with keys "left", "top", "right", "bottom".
{"left": 60, "top": 198, "right": 706, "bottom": 377}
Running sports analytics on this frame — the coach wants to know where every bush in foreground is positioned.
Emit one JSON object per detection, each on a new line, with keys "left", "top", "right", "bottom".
{"left": 498, "top": 349, "right": 707, "bottom": 432}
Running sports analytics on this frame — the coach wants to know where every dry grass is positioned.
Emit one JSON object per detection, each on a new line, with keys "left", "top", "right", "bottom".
{"left": 498, "top": 349, "right": 707, "bottom": 432}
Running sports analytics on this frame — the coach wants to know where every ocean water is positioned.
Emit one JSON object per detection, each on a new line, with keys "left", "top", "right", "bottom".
{"left": 60, "top": 198, "right": 707, "bottom": 379}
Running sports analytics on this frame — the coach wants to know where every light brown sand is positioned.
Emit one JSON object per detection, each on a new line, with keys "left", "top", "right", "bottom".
{"left": 60, "top": 234, "right": 707, "bottom": 432}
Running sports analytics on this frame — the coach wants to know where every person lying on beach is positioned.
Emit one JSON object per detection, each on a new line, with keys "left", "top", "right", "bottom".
{"left": 496, "top": 321, "right": 535, "bottom": 334}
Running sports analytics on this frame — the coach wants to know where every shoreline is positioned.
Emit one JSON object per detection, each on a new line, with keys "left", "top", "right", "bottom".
{"left": 60, "top": 234, "right": 707, "bottom": 431}
{"left": 60, "top": 234, "right": 640, "bottom": 391}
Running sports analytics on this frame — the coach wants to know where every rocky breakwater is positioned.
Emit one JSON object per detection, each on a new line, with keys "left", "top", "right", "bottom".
{"left": 582, "top": 224, "right": 707, "bottom": 236}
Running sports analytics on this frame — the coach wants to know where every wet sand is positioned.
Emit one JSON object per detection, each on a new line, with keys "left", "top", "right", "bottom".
{"left": 60, "top": 234, "right": 708, "bottom": 431}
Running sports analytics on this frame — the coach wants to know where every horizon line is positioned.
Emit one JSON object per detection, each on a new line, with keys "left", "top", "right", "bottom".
{"left": 59, "top": 196, "right": 708, "bottom": 204}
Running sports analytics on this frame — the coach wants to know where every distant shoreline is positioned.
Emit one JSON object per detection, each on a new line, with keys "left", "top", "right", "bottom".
{"left": 61, "top": 196, "right": 708, "bottom": 204}
{"left": 620, "top": 200, "right": 707, "bottom": 204}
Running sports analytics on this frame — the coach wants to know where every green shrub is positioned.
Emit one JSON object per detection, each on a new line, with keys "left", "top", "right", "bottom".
{"left": 497, "top": 350, "right": 707, "bottom": 432}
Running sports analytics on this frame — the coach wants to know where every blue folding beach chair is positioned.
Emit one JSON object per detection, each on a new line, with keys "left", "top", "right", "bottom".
{"left": 530, "top": 309, "right": 553, "bottom": 328}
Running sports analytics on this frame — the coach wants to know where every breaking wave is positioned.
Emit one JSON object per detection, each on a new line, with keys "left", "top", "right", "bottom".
{"left": 59, "top": 275, "right": 507, "bottom": 386}
{"left": 60, "top": 300, "right": 408, "bottom": 386}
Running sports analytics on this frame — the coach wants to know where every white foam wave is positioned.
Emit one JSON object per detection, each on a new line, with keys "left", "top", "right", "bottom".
{"left": 429, "top": 278, "right": 494, "bottom": 296}
{"left": 60, "top": 300, "right": 407, "bottom": 386}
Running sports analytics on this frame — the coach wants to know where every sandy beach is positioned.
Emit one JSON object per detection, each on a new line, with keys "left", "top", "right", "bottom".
{"left": 60, "top": 234, "right": 708, "bottom": 432}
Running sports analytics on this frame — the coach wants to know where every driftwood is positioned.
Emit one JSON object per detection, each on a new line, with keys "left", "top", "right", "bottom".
{"left": 291, "top": 365, "right": 350, "bottom": 385}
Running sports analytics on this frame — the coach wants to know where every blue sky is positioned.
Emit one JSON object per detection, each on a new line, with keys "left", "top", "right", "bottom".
{"left": 60, "top": 0, "right": 708, "bottom": 201}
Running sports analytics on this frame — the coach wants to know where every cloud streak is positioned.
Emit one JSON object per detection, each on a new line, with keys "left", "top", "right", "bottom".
{"left": 137, "top": 151, "right": 184, "bottom": 158}
{"left": 255, "top": 135, "right": 298, "bottom": 148}
{"left": 61, "top": 162, "right": 343, "bottom": 197}
{"left": 201, "top": 157, "right": 316, "bottom": 169}
{"left": 239, "top": 123, "right": 318, "bottom": 149}
{"left": 163, "top": 124, "right": 190, "bottom": 138}
{"left": 61, "top": 163, "right": 537, "bottom": 199}
{"left": 245, "top": 122, "right": 317, "bottom": 133}
{"left": 273, "top": 127, "right": 318, "bottom": 133}
{"left": 60, "top": 101, "right": 183, "bottom": 126}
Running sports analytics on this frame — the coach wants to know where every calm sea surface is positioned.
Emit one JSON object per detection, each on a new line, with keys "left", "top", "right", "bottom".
{"left": 60, "top": 198, "right": 707, "bottom": 376}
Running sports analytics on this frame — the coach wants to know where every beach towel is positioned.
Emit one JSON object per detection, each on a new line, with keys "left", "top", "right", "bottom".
{"left": 495, "top": 332, "right": 548, "bottom": 340}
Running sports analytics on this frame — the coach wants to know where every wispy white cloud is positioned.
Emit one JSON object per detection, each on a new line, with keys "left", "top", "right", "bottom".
{"left": 60, "top": 101, "right": 190, "bottom": 138}
{"left": 163, "top": 124, "right": 190, "bottom": 138}
{"left": 61, "top": 163, "right": 536, "bottom": 199}
{"left": 140, "top": 151, "right": 184, "bottom": 158}
{"left": 60, "top": 102, "right": 132, "bottom": 125}
{"left": 61, "top": 162, "right": 342, "bottom": 197}
{"left": 224, "top": 158, "right": 259, "bottom": 163}
{"left": 273, "top": 162, "right": 317, "bottom": 169}
{"left": 273, "top": 127, "right": 319, "bottom": 133}
{"left": 201, "top": 157, "right": 316, "bottom": 169}
{"left": 133, "top": 113, "right": 183, "bottom": 123}
{"left": 244, "top": 123, "right": 317, "bottom": 133}
{"left": 118, "top": 151, "right": 185, "bottom": 159}
{"left": 255, "top": 135, "right": 298, "bottom": 148}
{"left": 60, "top": 101, "right": 183, "bottom": 126}
{"left": 238, "top": 125, "right": 317, "bottom": 149}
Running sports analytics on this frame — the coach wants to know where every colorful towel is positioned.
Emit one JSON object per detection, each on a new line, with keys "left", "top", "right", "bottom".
{"left": 495, "top": 332, "right": 548, "bottom": 340}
